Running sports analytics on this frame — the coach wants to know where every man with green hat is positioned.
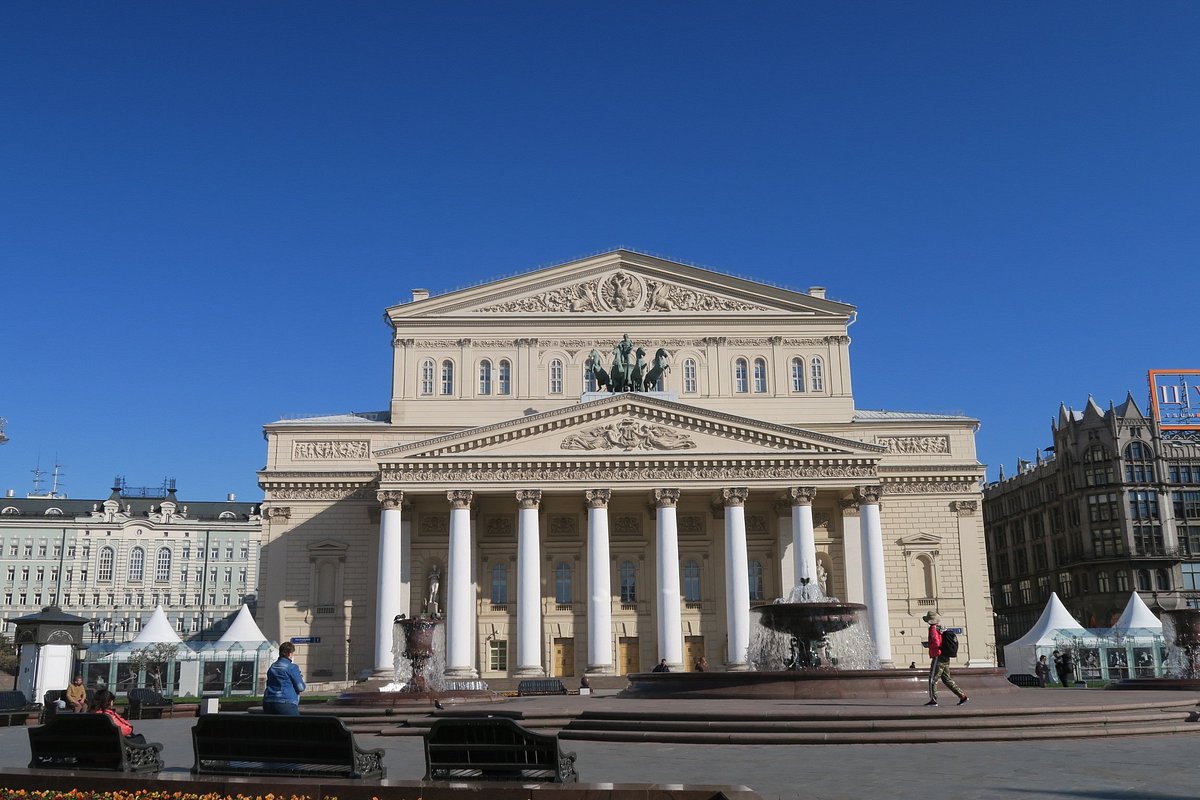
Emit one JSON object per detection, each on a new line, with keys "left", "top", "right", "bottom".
{"left": 922, "top": 610, "right": 968, "bottom": 707}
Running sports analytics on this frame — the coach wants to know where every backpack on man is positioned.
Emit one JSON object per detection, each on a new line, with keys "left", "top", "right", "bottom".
{"left": 939, "top": 628, "right": 959, "bottom": 660}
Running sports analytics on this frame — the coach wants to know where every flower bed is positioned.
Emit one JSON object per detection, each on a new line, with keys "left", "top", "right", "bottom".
{"left": 0, "top": 792, "right": 315, "bottom": 800}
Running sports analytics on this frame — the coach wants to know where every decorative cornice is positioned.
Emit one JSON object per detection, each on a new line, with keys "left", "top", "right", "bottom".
{"left": 585, "top": 489, "right": 612, "bottom": 509}
{"left": 882, "top": 480, "right": 981, "bottom": 495}
{"left": 787, "top": 486, "right": 818, "bottom": 506}
{"left": 722, "top": 487, "right": 749, "bottom": 507}
{"left": 265, "top": 486, "right": 374, "bottom": 501}
{"left": 377, "top": 490, "right": 404, "bottom": 510}
{"left": 385, "top": 461, "right": 877, "bottom": 484}
{"left": 516, "top": 489, "right": 543, "bottom": 509}
{"left": 855, "top": 485, "right": 884, "bottom": 504}
{"left": 654, "top": 488, "right": 682, "bottom": 508}
{"left": 447, "top": 490, "right": 474, "bottom": 509}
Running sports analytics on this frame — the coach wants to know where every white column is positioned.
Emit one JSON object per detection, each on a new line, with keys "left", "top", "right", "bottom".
{"left": 515, "top": 489, "right": 545, "bottom": 676}
{"left": 445, "top": 490, "right": 477, "bottom": 678}
{"left": 374, "top": 491, "right": 404, "bottom": 675}
{"left": 858, "top": 485, "right": 894, "bottom": 667}
{"left": 723, "top": 487, "right": 751, "bottom": 669}
{"left": 585, "top": 489, "right": 613, "bottom": 674}
{"left": 788, "top": 487, "right": 818, "bottom": 596}
{"left": 654, "top": 488, "right": 683, "bottom": 668}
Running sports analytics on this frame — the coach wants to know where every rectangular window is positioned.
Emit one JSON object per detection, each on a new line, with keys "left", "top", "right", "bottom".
{"left": 37, "top": 545, "right": 46, "bottom": 557}
{"left": 225, "top": 546, "right": 234, "bottom": 560}
{"left": 1129, "top": 491, "right": 1160, "bottom": 521}
{"left": 68, "top": 546, "right": 76, "bottom": 558}
{"left": 52, "top": 545, "right": 61, "bottom": 558}
{"left": 488, "top": 640, "right": 508, "bottom": 672}
{"left": 684, "top": 360, "right": 698, "bottom": 394}
{"left": 1183, "top": 563, "right": 1200, "bottom": 592}
{"left": 5, "top": 567, "right": 13, "bottom": 581}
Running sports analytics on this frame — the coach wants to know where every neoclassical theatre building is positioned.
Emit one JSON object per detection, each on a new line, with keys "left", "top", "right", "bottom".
{"left": 258, "top": 250, "right": 992, "bottom": 681}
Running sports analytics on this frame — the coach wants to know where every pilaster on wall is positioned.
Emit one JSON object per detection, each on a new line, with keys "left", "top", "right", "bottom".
{"left": 953, "top": 499, "right": 995, "bottom": 666}
{"left": 839, "top": 500, "right": 865, "bottom": 604}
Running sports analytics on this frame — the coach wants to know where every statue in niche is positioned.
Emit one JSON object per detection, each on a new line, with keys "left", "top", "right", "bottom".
{"left": 817, "top": 562, "right": 828, "bottom": 596}
{"left": 425, "top": 566, "right": 441, "bottom": 615}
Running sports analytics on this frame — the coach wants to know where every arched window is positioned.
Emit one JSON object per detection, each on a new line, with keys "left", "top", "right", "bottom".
{"left": 791, "top": 357, "right": 805, "bottom": 392}
{"left": 98, "top": 547, "right": 114, "bottom": 582}
{"left": 155, "top": 548, "right": 171, "bottom": 582}
{"left": 420, "top": 359, "right": 435, "bottom": 395}
{"left": 555, "top": 562, "right": 572, "bottom": 604}
{"left": 683, "top": 560, "right": 701, "bottom": 602}
{"left": 549, "top": 359, "right": 564, "bottom": 394}
{"left": 619, "top": 561, "right": 637, "bottom": 603}
{"left": 753, "top": 358, "right": 768, "bottom": 393}
{"left": 1136, "top": 569, "right": 1152, "bottom": 591}
{"left": 748, "top": 560, "right": 764, "bottom": 601}
{"left": 734, "top": 358, "right": 749, "bottom": 393}
{"left": 683, "top": 359, "right": 698, "bottom": 394}
{"left": 1156, "top": 568, "right": 1171, "bottom": 591}
{"left": 810, "top": 356, "right": 825, "bottom": 392}
{"left": 498, "top": 360, "right": 512, "bottom": 395}
{"left": 128, "top": 548, "right": 144, "bottom": 582}
{"left": 1097, "top": 571, "right": 1111, "bottom": 593}
{"left": 1115, "top": 569, "right": 1130, "bottom": 591}
{"left": 491, "top": 562, "right": 508, "bottom": 605}
{"left": 584, "top": 360, "right": 597, "bottom": 392}
{"left": 478, "top": 360, "right": 493, "bottom": 395}
{"left": 1124, "top": 442, "right": 1155, "bottom": 483}
{"left": 440, "top": 360, "right": 454, "bottom": 395}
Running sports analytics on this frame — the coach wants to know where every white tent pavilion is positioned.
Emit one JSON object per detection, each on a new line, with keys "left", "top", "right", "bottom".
{"left": 1111, "top": 592, "right": 1163, "bottom": 634}
{"left": 129, "top": 605, "right": 184, "bottom": 644}
{"left": 1002, "top": 592, "right": 1087, "bottom": 677}
{"left": 216, "top": 604, "right": 269, "bottom": 642}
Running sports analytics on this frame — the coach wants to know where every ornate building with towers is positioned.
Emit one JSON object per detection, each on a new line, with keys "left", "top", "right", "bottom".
{"left": 257, "top": 250, "right": 992, "bottom": 681}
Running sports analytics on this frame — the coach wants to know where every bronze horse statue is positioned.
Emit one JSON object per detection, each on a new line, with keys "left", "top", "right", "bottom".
{"left": 643, "top": 347, "right": 670, "bottom": 390}
{"left": 628, "top": 347, "right": 648, "bottom": 391}
{"left": 588, "top": 348, "right": 612, "bottom": 391}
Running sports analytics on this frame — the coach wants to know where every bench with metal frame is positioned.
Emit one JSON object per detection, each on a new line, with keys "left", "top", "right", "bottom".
{"left": 0, "top": 690, "right": 41, "bottom": 727}
{"left": 191, "top": 713, "right": 386, "bottom": 779}
{"left": 28, "top": 713, "right": 164, "bottom": 772}
{"left": 126, "top": 687, "right": 174, "bottom": 720}
{"left": 423, "top": 716, "right": 578, "bottom": 783}
{"left": 516, "top": 678, "right": 568, "bottom": 696}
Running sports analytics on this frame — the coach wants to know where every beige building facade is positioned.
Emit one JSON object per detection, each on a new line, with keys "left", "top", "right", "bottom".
{"left": 258, "top": 250, "right": 993, "bottom": 681}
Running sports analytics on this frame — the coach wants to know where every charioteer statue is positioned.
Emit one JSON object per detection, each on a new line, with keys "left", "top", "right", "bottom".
{"left": 588, "top": 335, "right": 670, "bottom": 393}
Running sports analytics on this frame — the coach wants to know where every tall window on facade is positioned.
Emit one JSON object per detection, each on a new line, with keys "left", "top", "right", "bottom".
{"left": 584, "top": 361, "right": 597, "bottom": 392}
{"left": 1137, "top": 569, "right": 1152, "bottom": 591}
{"left": 498, "top": 360, "right": 512, "bottom": 395}
{"left": 420, "top": 359, "right": 435, "bottom": 395}
{"left": 98, "top": 546, "right": 114, "bottom": 582}
{"left": 555, "top": 562, "right": 572, "bottom": 605}
{"left": 790, "top": 357, "right": 805, "bottom": 392}
{"left": 748, "top": 560, "right": 764, "bottom": 602}
{"left": 619, "top": 561, "right": 637, "bottom": 603}
{"left": 440, "top": 360, "right": 455, "bottom": 395}
{"left": 490, "top": 562, "right": 508, "bottom": 605}
{"left": 1183, "top": 563, "right": 1200, "bottom": 592}
{"left": 128, "top": 548, "right": 144, "bottom": 582}
{"left": 1129, "top": 491, "right": 1160, "bottom": 521}
{"left": 683, "top": 560, "right": 701, "bottom": 603}
{"left": 1155, "top": 568, "right": 1171, "bottom": 591}
{"left": 1097, "top": 571, "right": 1111, "bottom": 592}
{"left": 753, "top": 358, "right": 768, "bottom": 393}
{"left": 549, "top": 359, "right": 564, "bottom": 394}
{"left": 810, "top": 356, "right": 825, "bottom": 392}
{"left": 1123, "top": 442, "right": 1155, "bottom": 483}
{"left": 478, "top": 359, "right": 492, "bottom": 395}
{"left": 489, "top": 640, "right": 508, "bottom": 671}
{"left": 734, "top": 358, "right": 749, "bottom": 393}
{"left": 155, "top": 548, "right": 171, "bottom": 582}
{"left": 683, "top": 359, "right": 698, "bottom": 394}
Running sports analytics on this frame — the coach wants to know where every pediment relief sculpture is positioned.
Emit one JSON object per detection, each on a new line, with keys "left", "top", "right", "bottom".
{"left": 476, "top": 270, "right": 770, "bottom": 314}
{"left": 561, "top": 418, "right": 698, "bottom": 452}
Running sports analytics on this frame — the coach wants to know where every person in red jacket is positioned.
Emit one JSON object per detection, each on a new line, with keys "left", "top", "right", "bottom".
{"left": 89, "top": 689, "right": 146, "bottom": 743}
{"left": 922, "top": 611, "right": 968, "bottom": 707}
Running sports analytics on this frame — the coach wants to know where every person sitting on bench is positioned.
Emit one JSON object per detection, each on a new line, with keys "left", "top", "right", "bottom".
{"left": 66, "top": 676, "right": 88, "bottom": 713}
{"left": 90, "top": 689, "right": 145, "bottom": 743}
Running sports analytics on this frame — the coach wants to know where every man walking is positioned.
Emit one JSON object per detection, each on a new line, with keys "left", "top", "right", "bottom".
{"left": 922, "top": 611, "right": 968, "bottom": 707}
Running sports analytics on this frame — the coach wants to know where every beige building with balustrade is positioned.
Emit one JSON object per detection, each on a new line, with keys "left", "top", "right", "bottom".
{"left": 257, "top": 250, "right": 993, "bottom": 681}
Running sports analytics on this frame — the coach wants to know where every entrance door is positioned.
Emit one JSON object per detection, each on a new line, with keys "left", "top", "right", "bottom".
{"left": 618, "top": 637, "right": 640, "bottom": 675}
{"left": 553, "top": 638, "right": 575, "bottom": 677}
{"left": 684, "top": 636, "right": 705, "bottom": 671}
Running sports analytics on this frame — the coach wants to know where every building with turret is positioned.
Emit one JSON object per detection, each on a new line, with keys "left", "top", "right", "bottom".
{"left": 984, "top": 392, "right": 1200, "bottom": 659}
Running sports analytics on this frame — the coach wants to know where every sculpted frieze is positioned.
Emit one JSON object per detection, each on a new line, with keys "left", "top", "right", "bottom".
{"left": 882, "top": 480, "right": 980, "bottom": 495}
{"left": 293, "top": 440, "right": 370, "bottom": 460}
{"left": 561, "top": 419, "right": 698, "bottom": 452}
{"left": 265, "top": 486, "right": 374, "bottom": 501}
{"left": 385, "top": 463, "right": 876, "bottom": 483}
{"left": 475, "top": 270, "right": 770, "bottom": 314}
{"left": 877, "top": 436, "right": 951, "bottom": 455}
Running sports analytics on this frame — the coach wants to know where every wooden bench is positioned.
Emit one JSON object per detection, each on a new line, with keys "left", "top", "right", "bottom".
{"left": 0, "top": 691, "right": 41, "bottom": 727}
{"left": 423, "top": 716, "right": 577, "bottom": 782}
{"left": 192, "top": 713, "right": 386, "bottom": 779}
{"left": 127, "top": 687, "right": 174, "bottom": 720}
{"left": 28, "top": 714, "right": 164, "bottom": 772}
{"left": 516, "top": 678, "right": 568, "bottom": 696}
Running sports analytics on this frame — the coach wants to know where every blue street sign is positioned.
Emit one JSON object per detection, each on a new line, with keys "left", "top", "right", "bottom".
{"left": 290, "top": 636, "right": 321, "bottom": 644}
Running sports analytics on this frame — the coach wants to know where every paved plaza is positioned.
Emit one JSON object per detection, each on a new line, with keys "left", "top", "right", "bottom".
{"left": 0, "top": 707, "right": 1197, "bottom": 800}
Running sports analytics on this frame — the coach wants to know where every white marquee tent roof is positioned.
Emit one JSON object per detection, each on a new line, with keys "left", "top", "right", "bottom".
{"left": 1002, "top": 592, "right": 1086, "bottom": 675}
{"left": 1111, "top": 592, "right": 1162, "bottom": 633}
{"left": 217, "top": 604, "right": 268, "bottom": 643}
{"left": 129, "top": 605, "right": 183, "bottom": 645}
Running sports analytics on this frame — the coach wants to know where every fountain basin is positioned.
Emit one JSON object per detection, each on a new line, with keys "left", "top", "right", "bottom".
{"left": 622, "top": 667, "right": 1017, "bottom": 700}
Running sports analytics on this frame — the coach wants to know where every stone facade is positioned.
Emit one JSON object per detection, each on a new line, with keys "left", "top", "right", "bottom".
{"left": 258, "top": 250, "right": 992, "bottom": 679}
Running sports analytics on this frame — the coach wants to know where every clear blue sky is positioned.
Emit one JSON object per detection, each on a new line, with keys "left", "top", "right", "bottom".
{"left": 2, "top": 3, "right": 1198, "bottom": 501}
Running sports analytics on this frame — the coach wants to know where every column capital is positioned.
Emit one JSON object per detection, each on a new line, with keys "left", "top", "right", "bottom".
{"left": 377, "top": 490, "right": 404, "bottom": 510}
{"left": 787, "top": 486, "right": 818, "bottom": 506}
{"left": 447, "top": 489, "right": 474, "bottom": 509}
{"left": 654, "top": 488, "right": 681, "bottom": 508}
{"left": 585, "top": 488, "right": 611, "bottom": 509}
{"left": 722, "top": 487, "right": 749, "bottom": 507}
{"left": 516, "top": 489, "right": 543, "bottom": 509}
{"left": 855, "top": 485, "right": 883, "bottom": 505}
{"left": 840, "top": 498, "right": 861, "bottom": 517}
{"left": 952, "top": 500, "right": 979, "bottom": 516}
{"left": 265, "top": 506, "right": 292, "bottom": 524}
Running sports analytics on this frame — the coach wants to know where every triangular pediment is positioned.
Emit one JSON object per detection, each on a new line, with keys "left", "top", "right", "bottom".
{"left": 387, "top": 250, "right": 854, "bottom": 319}
{"left": 376, "top": 393, "right": 884, "bottom": 461}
